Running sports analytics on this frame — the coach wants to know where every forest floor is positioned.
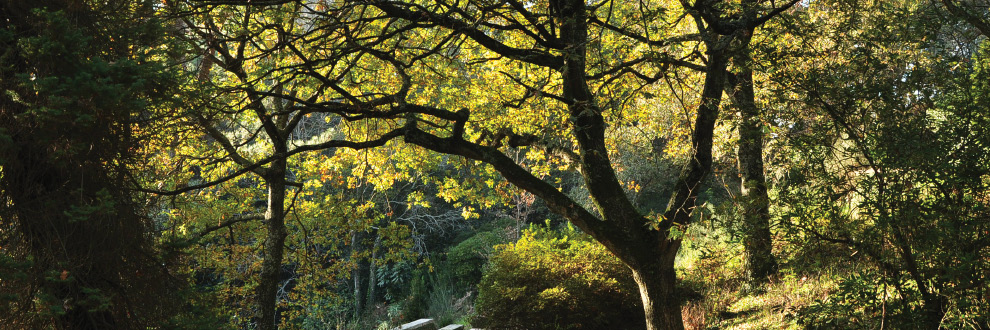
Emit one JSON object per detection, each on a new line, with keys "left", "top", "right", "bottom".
{"left": 677, "top": 236, "right": 847, "bottom": 330}
{"left": 686, "top": 273, "right": 839, "bottom": 330}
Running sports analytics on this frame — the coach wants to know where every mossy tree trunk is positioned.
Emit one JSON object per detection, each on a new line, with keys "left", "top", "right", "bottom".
{"left": 729, "top": 30, "right": 778, "bottom": 285}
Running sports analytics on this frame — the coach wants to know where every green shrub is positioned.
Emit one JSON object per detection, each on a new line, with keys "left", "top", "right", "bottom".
{"left": 473, "top": 224, "right": 643, "bottom": 329}
{"left": 796, "top": 270, "right": 934, "bottom": 330}
{"left": 447, "top": 231, "right": 504, "bottom": 290}
{"left": 796, "top": 272, "right": 885, "bottom": 330}
{"left": 401, "top": 268, "right": 430, "bottom": 322}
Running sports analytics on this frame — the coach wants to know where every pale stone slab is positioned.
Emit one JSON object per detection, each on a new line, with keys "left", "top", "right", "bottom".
{"left": 439, "top": 325, "right": 464, "bottom": 330}
{"left": 395, "top": 319, "right": 437, "bottom": 330}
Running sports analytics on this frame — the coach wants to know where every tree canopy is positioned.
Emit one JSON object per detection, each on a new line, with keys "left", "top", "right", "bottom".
{"left": 1, "top": 0, "right": 989, "bottom": 329}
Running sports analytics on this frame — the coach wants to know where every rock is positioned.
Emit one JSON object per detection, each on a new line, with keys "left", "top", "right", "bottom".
{"left": 395, "top": 319, "right": 437, "bottom": 330}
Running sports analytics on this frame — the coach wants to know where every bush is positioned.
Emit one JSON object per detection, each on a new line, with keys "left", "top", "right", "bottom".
{"left": 473, "top": 224, "right": 644, "bottom": 329}
{"left": 401, "top": 268, "right": 430, "bottom": 322}
{"left": 447, "top": 231, "right": 504, "bottom": 290}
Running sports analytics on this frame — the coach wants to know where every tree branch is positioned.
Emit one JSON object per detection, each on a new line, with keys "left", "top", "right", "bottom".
{"left": 402, "top": 126, "right": 630, "bottom": 248}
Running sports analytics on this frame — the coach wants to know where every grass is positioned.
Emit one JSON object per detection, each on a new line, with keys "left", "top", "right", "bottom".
{"left": 422, "top": 266, "right": 475, "bottom": 329}
{"left": 676, "top": 226, "right": 846, "bottom": 330}
{"left": 711, "top": 273, "right": 838, "bottom": 330}
{"left": 679, "top": 268, "right": 843, "bottom": 330}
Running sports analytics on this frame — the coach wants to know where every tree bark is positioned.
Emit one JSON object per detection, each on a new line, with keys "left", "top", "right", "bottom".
{"left": 554, "top": 3, "right": 695, "bottom": 326}
{"left": 730, "top": 31, "right": 778, "bottom": 284}
{"left": 642, "top": 47, "right": 729, "bottom": 330}
{"left": 351, "top": 230, "right": 368, "bottom": 317}
{"left": 367, "top": 236, "right": 381, "bottom": 310}
{"left": 623, "top": 239, "right": 684, "bottom": 330}
{"left": 256, "top": 160, "right": 288, "bottom": 330}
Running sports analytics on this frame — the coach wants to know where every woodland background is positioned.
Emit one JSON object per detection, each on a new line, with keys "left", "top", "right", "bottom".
{"left": 1, "top": 0, "right": 989, "bottom": 329}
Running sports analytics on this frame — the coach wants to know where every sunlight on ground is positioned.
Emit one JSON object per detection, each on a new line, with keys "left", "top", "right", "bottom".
{"left": 678, "top": 239, "right": 842, "bottom": 330}
{"left": 698, "top": 275, "right": 838, "bottom": 330}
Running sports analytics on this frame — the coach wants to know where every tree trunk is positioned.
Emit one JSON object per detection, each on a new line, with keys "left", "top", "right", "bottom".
{"left": 256, "top": 160, "right": 288, "bottom": 330}
{"left": 351, "top": 230, "right": 368, "bottom": 318}
{"left": 636, "top": 41, "right": 728, "bottom": 330}
{"left": 366, "top": 236, "right": 381, "bottom": 310}
{"left": 731, "top": 31, "right": 778, "bottom": 285}
{"left": 629, "top": 245, "right": 685, "bottom": 330}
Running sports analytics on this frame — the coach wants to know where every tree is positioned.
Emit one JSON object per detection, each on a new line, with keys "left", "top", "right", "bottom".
{"left": 149, "top": 2, "right": 415, "bottom": 328}
{"left": 727, "top": 22, "right": 778, "bottom": 285}
{"left": 359, "top": 1, "right": 804, "bottom": 328}
{"left": 768, "top": 0, "right": 990, "bottom": 326}
{"left": 170, "top": 0, "right": 796, "bottom": 328}
{"left": 0, "top": 0, "right": 176, "bottom": 328}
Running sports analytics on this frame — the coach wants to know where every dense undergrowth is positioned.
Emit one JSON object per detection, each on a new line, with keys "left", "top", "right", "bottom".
{"left": 332, "top": 216, "right": 988, "bottom": 330}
